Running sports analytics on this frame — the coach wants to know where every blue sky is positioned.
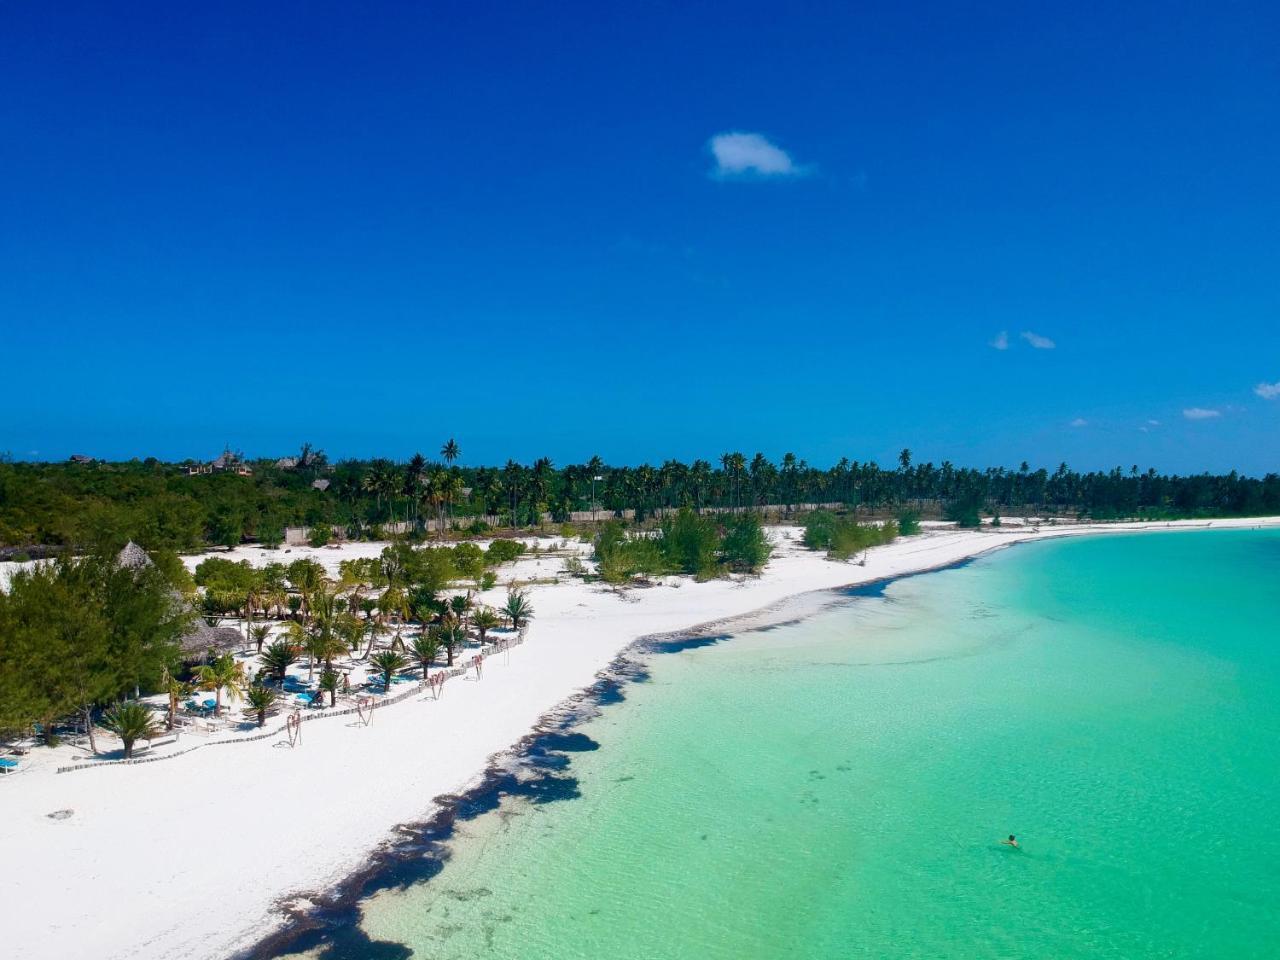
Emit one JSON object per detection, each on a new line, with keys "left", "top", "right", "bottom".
{"left": 2, "top": 1, "right": 1278, "bottom": 473}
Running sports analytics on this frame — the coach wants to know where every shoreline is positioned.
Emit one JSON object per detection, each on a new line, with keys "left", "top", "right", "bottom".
{"left": 2, "top": 518, "right": 1278, "bottom": 960}
{"left": 242, "top": 550, "right": 1001, "bottom": 958}
{"left": 241, "top": 651, "right": 651, "bottom": 959}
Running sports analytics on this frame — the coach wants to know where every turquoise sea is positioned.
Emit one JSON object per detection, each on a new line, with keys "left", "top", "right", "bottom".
{"left": 280, "top": 530, "right": 1280, "bottom": 959}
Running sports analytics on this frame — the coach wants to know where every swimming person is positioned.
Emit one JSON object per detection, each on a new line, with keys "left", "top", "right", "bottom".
{"left": 1001, "top": 834, "right": 1019, "bottom": 848}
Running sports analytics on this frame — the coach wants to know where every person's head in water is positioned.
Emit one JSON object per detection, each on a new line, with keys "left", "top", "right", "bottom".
{"left": 1008, "top": 835, "right": 1016, "bottom": 842}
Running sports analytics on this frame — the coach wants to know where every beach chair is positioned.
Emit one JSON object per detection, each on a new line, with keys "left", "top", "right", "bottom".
{"left": 0, "top": 757, "right": 20, "bottom": 775}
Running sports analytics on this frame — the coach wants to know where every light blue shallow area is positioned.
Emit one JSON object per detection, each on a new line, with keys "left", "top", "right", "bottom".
{"left": 347, "top": 530, "right": 1280, "bottom": 959}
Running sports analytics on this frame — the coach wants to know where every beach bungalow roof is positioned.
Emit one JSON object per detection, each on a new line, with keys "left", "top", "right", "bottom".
{"left": 311, "top": 478, "right": 331, "bottom": 491}
{"left": 178, "top": 622, "right": 244, "bottom": 659}
{"left": 69, "top": 454, "right": 94, "bottom": 464}
{"left": 116, "top": 540, "right": 153, "bottom": 570}
{"left": 276, "top": 457, "right": 299, "bottom": 469}
{"left": 114, "top": 541, "right": 240, "bottom": 658}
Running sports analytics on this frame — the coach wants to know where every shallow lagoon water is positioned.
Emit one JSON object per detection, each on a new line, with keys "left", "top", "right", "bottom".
{"left": 294, "top": 530, "right": 1280, "bottom": 959}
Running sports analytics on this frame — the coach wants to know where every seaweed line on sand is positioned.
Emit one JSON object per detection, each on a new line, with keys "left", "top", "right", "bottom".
{"left": 237, "top": 652, "right": 650, "bottom": 960}
{"left": 239, "top": 549, "right": 998, "bottom": 959}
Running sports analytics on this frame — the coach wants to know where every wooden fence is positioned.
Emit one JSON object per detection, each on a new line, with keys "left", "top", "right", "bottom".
{"left": 283, "top": 503, "right": 848, "bottom": 544}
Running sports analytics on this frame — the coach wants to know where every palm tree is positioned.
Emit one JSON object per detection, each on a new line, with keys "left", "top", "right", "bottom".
{"left": 449, "top": 593, "right": 472, "bottom": 629}
{"left": 103, "top": 701, "right": 162, "bottom": 758}
{"left": 501, "top": 590, "right": 534, "bottom": 630}
{"left": 242, "top": 568, "right": 266, "bottom": 644}
{"left": 197, "top": 654, "right": 245, "bottom": 717}
{"left": 410, "top": 632, "right": 441, "bottom": 679}
{"left": 159, "top": 667, "right": 190, "bottom": 730}
{"left": 421, "top": 469, "right": 449, "bottom": 534}
{"left": 503, "top": 459, "right": 523, "bottom": 529}
{"left": 245, "top": 684, "right": 278, "bottom": 727}
{"left": 434, "top": 620, "right": 464, "bottom": 667}
{"left": 297, "top": 626, "right": 333, "bottom": 682}
{"left": 405, "top": 452, "right": 427, "bottom": 526}
{"left": 310, "top": 630, "right": 348, "bottom": 677}
{"left": 370, "top": 650, "right": 408, "bottom": 691}
{"left": 337, "top": 611, "right": 365, "bottom": 659}
{"left": 286, "top": 558, "right": 325, "bottom": 622}
{"left": 471, "top": 607, "right": 499, "bottom": 643}
{"left": 337, "top": 560, "right": 370, "bottom": 612}
{"left": 442, "top": 472, "right": 465, "bottom": 533}
{"left": 361, "top": 612, "right": 386, "bottom": 660}
{"left": 378, "top": 585, "right": 409, "bottom": 645}
{"left": 281, "top": 621, "right": 316, "bottom": 680}
{"left": 730, "top": 452, "right": 747, "bottom": 510}
{"left": 379, "top": 466, "right": 402, "bottom": 523}
{"left": 441, "top": 437, "right": 460, "bottom": 466}
{"left": 261, "top": 564, "right": 289, "bottom": 618}
{"left": 530, "top": 457, "right": 555, "bottom": 527}
{"left": 317, "top": 669, "right": 340, "bottom": 707}
{"left": 259, "top": 640, "right": 299, "bottom": 685}
{"left": 250, "top": 623, "right": 272, "bottom": 655}
{"left": 362, "top": 459, "right": 402, "bottom": 522}
{"left": 479, "top": 471, "right": 504, "bottom": 518}
{"left": 781, "top": 452, "right": 798, "bottom": 515}
{"left": 690, "top": 459, "right": 712, "bottom": 512}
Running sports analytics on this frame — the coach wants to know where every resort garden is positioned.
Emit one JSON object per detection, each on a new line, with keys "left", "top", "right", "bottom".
{"left": 0, "top": 536, "right": 541, "bottom": 760}
{"left": 0, "top": 505, "right": 779, "bottom": 762}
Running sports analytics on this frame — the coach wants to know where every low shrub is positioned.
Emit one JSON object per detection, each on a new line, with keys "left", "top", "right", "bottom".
{"left": 486, "top": 538, "right": 525, "bottom": 565}
{"left": 896, "top": 509, "right": 921, "bottom": 536}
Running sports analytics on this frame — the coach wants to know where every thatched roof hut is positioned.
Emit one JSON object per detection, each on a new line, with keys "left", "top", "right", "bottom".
{"left": 179, "top": 622, "right": 244, "bottom": 660}
{"left": 116, "top": 541, "right": 151, "bottom": 570}
{"left": 114, "top": 542, "right": 243, "bottom": 661}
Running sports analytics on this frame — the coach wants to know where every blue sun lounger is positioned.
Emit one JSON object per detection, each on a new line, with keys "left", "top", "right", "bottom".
{"left": 0, "top": 757, "right": 19, "bottom": 774}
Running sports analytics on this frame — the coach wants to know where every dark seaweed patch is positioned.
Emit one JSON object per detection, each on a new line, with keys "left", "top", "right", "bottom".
{"left": 243, "top": 553, "right": 990, "bottom": 960}
{"left": 842, "top": 555, "right": 976, "bottom": 600}
{"left": 644, "top": 632, "right": 732, "bottom": 654}
{"left": 241, "top": 655, "right": 646, "bottom": 960}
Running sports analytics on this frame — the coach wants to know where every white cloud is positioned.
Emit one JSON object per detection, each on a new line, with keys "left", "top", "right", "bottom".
{"left": 1254, "top": 381, "right": 1280, "bottom": 400}
{"left": 1147, "top": 419, "right": 1161, "bottom": 426}
{"left": 708, "top": 132, "right": 805, "bottom": 178}
{"left": 1070, "top": 417, "right": 1088, "bottom": 427}
{"left": 1020, "top": 331, "right": 1056, "bottom": 349}
{"left": 1183, "top": 407, "right": 1221, "bottom": 420}
{"left": 990, "top": 331, "right": 1009, "bottom": 350}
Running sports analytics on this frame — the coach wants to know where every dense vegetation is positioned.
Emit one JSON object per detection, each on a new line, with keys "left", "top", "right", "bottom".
{"left": 0, "top": 537, "right": 532, "bottom": 743}
{"left": 3, "top": 445, "right": 1279, "bottom": 553}
{"left": 592, "top": 509, "right": 772, "bottom": 583}
{"left": 0, "top": 555, "right": 191, "bottom": 745}
{"left": 802, "top": 510, "right": 905, "bottom": 560}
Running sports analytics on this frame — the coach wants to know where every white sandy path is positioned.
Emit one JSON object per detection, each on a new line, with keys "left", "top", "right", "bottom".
{"left": 2, "top": 518, "right": 1279, "bottom": 960}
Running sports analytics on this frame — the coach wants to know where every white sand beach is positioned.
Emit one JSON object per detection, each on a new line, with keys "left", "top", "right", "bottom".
{"left": 2, "top": 517, "right": 1278, "bottom": 960}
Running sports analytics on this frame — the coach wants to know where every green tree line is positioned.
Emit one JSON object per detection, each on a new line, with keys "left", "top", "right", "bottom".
{"left": 3, "top": 444, "right": 1278, "bottom": 552}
